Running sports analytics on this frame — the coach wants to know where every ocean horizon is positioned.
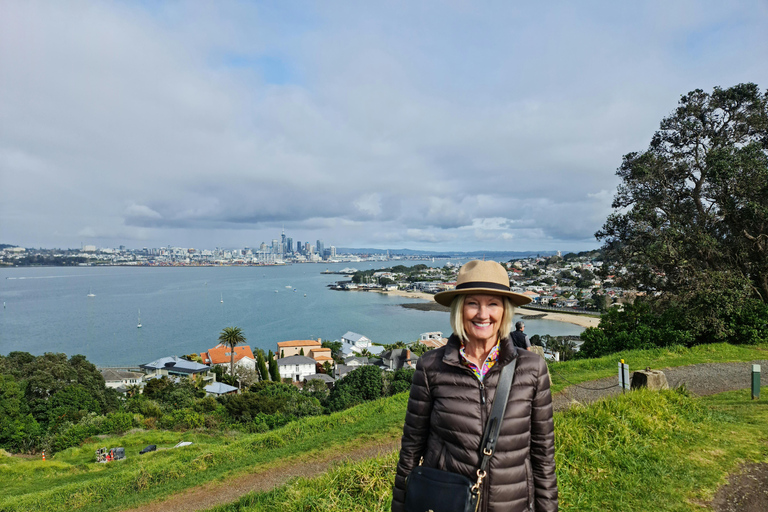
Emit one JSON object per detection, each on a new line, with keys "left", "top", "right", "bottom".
{"left": 0, "top": 261, "right": 584, "bottom": 367}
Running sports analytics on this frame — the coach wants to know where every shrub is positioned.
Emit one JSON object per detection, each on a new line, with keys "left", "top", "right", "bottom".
{"left": 103, "top": 412, "right": 136, "bottom": 434}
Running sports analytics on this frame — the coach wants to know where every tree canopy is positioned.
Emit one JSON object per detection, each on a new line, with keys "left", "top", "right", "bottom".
{"left": 587, "top": 83, "right": 768, "bottom": 355}
{"left": 597, "top": 83, "right": 768, "bottom": 302}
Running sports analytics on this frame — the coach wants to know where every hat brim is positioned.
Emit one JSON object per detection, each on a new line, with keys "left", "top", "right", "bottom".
{"left": 433, "top": 287, "right": 533, "bottom": 308}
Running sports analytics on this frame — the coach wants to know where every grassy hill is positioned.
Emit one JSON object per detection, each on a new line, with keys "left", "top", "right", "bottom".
{"left": 3, "top": 342, "right": 768, "bottom": 512}
{"left": 211, "top": 387, "right": 768, "bottom": 512}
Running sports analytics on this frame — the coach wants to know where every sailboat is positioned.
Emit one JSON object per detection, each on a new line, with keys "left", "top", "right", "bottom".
{"left": 220, "top": 293, "right": 223, "bottom": 303}
{"left": 87, "top": 288, "right": 95, "bottom": 297}
{"left": 137, "top": 309, "right": 142, "bottom": 328}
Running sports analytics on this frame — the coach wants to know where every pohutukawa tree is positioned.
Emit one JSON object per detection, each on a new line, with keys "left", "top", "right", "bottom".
{"left": 589, "top": 83, "right": 768, "bottom": 350}
{"left": 597, "top": 83, "right": 768, "bottom": 302}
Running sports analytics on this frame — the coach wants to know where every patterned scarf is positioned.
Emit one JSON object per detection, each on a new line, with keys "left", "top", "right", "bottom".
{"left": 459, "top": 339, "right": 500, "bottom": 381}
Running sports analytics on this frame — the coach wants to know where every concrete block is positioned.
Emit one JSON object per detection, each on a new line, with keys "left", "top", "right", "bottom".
{"left": 630, "top": 369, "right": 669, "bottom": 390}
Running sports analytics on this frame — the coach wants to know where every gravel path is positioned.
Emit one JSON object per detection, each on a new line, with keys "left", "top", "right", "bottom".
{"left": 552, "top": 360, "right": 768, "bottom": 412}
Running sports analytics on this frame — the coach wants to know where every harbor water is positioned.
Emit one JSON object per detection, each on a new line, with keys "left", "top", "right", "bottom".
{"left": 0, "top": 262, "right": 584, "bottom": 366}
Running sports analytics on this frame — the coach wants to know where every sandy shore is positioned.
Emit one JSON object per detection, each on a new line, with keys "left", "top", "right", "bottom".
{"left": 373, "top": 289, "right": 601, "bottom": 328}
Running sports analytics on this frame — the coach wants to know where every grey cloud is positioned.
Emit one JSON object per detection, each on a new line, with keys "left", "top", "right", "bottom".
{"left": 2, "top": 1, "right": 766, "bottom": 251}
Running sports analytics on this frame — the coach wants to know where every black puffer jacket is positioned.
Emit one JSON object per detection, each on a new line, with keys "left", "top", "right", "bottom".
{"left": 392, "top": 335, "right": 557, "bottom": 512}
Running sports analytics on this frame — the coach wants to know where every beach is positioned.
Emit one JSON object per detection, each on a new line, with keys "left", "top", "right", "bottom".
{"left": 374, "top": 289, "right": 601, "bottom": 329}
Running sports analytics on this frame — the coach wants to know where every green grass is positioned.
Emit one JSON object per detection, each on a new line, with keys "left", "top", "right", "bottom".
{"left": 549, "top": 342, "right": 768, "bottom": 393}
{"left": 0, "top": 395, "right": 408, "bottom": 512}
{"left": 4, "top": 343, "right": 768, "bottom": 512}
{"left": 211, "top": 387, "right": 768, "bottom": 512}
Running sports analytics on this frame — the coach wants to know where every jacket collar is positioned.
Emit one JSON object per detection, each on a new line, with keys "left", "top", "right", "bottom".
{"left": 443, "top": 333, "right": 517, "bottom": 369}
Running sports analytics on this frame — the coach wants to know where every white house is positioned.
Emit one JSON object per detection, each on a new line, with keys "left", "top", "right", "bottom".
{"left": 101, "top": 369, "right": 145, "bottom": 391}
{"left": 341, "top": 331, "right": 372, "bottom": 348}
{"left": 277, "top": 355, "right": 317, "bottom": 382}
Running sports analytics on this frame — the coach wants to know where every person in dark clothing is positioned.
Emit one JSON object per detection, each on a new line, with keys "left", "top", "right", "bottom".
{"left": 392, "top": 260, "right": 557, "bottom": 512}
{"left": 510, "top": 320, "right": 531, "bottom": 350}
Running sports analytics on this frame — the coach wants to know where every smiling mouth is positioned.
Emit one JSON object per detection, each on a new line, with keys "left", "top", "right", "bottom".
{"left": 472, "top": 321, "right": 491, "bottom": 328}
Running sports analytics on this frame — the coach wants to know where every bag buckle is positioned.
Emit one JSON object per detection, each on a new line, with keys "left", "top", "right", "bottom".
{"left": 471, "top": 469, "right": 487, "bottom": 493}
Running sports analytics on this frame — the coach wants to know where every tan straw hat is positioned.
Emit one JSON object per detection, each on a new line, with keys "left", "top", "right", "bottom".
{"left": 433, "top": 259, "right": 533, "bottom": 307}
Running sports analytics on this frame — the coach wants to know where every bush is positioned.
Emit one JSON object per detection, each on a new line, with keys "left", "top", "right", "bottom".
{"left": 103, "top": 412, "right": 136, "bottom": 434}
{"left": 158, "top": 409, "right": 205, "bottom": 430}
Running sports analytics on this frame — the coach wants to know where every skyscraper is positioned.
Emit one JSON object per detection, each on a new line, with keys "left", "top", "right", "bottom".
{"left": 286, "top": 237, "right": 293, "bottom": 253}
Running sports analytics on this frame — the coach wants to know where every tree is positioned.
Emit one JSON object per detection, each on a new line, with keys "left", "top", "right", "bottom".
{"left": 267, "top": 351, "right": 280, "bottom": 382}
{"left": 233, "top": 365, "right": 259, "bottom": 389}
{"left": 327, "top": 365, "right": 383, "bottom": 412}
{"left": 597, "top": 83, "right": 768, "bottom": 303}
{"left": 218, "top": 327, "right": 246, "bottom": 377}
{"left": 256, "top": 349, "right": 269, "bottom": 382}
{"left": 591, "top": 84, "right": 768, "bottom": 352}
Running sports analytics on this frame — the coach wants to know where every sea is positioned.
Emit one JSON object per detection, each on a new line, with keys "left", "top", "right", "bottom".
{"left": 0, "top": 261, "right": 584, "bottom": 367}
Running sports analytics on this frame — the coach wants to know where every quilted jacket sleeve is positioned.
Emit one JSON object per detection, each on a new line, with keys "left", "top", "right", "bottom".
{"left": 391, "top": 356, "right": 433, "bottom": 512}
{"left": 530, "top": 354, "right": 558, "bottom": 511}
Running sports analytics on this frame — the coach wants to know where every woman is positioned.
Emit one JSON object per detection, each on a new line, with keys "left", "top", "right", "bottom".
{"left": 392, "top": 260, "right": 557, "bottom": 512}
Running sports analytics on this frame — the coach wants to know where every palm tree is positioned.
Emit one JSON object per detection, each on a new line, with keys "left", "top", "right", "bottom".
{"left": 218, "top": 326, "right": 247, "bottom": 377}
{"left": 125, "top": 384, "right": 141, "bottom": 398}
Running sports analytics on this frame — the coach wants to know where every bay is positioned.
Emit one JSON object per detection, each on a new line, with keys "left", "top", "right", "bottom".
{"left": 0, "top": 261, "right": 584, "bottom": 367}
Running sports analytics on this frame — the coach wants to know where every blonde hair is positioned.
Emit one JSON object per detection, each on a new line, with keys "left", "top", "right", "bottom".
{"left": 450, "top": 294, "right": 515, "bottom": 343}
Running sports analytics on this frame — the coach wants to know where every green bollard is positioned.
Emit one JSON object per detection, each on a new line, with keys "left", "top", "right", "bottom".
{"left": 752, "top": 364, "right": 761, "bottom": 400}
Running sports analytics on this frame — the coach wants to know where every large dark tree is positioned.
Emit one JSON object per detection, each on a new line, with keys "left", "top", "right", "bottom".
{"left": 597, "top": 83, "right": 768, "bottom": 304}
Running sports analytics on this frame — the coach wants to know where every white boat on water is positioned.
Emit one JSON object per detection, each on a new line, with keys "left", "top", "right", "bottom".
{"left": 87, "top": 288, "right": 95, "bottom": 297}
{"left": 137, "top": 309, "right": 142, "bottom": 328}
{"left": 220, "top": 293, "right": 223, "bottom": 303}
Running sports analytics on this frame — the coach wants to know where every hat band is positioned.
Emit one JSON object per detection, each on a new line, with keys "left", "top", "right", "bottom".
{"left": 455, "top": 281, "right": 510, "bottom": 292}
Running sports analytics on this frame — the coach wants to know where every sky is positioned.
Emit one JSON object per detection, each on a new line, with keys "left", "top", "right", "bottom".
{"left": 1, "top": 1, "right": 767, "bottom": 253}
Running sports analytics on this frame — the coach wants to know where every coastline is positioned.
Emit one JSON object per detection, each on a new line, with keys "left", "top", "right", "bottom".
{"left": 369, "top": 289, "right": 601, "bottom": 329}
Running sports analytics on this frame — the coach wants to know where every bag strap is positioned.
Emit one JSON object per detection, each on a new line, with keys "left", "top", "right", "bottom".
{"left": 472, "top": 348, "right": 518, "bottom": 494}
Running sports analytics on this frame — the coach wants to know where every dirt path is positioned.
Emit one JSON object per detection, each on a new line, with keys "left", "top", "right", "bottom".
{"left": 711, "top": 463, "right": 768, "bottom": 512}
{"left": 121, "top": 439, "right": 400, "bottom": 512}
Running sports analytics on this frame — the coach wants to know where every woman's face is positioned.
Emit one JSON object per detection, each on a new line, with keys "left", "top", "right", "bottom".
{"left": 462, "top": 294, "right": 504, "bottom": 346}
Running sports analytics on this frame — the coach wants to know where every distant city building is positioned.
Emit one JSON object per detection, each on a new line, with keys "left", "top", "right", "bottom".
{"left": 316, "top": 240, "right": 324, "bottom": 256}
{"left": 286, "top": 237, "right": 293, "bottom": 253}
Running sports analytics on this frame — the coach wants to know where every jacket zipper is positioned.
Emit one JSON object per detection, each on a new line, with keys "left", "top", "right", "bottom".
{"left": 481, "top": 379, "right": 489, "bottom": 511}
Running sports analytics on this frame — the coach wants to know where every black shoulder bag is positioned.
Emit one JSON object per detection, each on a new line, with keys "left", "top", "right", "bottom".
{"left": 404, "top": 352, "right": 518, "bottom": 512}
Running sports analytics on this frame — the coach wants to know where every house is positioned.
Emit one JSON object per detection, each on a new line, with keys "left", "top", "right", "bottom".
{"left": 140, "top": 356, "right": 214, "bottom": 383}
{"left": 204, "top": 382, "right": 239, "bottom": 396}
{"left": 419, "top": 331, "right": 448, "bottom": 349}
{"left": 341, "top": 331, "right": 372, "bottom": 348}
{"left": 277, "top": 355, "right": 317, "bottom": 382}
{"left": 522, "top": 290, "right": 540, "bottom": 301}
{"left": 344, "top": 355, "right": 368, "bottom": 367}
{"left": 277, "top": 339, "right": 322, "bottom": 358}
{"left": 335, "top": 364, "right": 355, "bottom": 379}
{"left": 200, "top": 343, "right": 256, "bottom": 373}
{"left": 309, "top": 347, "right": 335, "bottom": 366}
{"left": 101, "top": 369, "right": 145, "bottom": 392}
{"left": 340, "top": 341, "right": 384, "bottom": 356}
{"left": 304, "top": 373, "right": 335, "bottom": 386}
{"left": 375, "top": 349, "right": 419, "bottom": 371}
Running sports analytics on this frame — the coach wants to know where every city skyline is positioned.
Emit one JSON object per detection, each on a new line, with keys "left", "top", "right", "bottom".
{"left": 2, "top": 2, "right": 767, "bottom": 252}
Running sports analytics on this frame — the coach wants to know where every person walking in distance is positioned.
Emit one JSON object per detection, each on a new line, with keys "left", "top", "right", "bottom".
{"left": 511, "top": 321, "right": 531, "bottom": 350}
